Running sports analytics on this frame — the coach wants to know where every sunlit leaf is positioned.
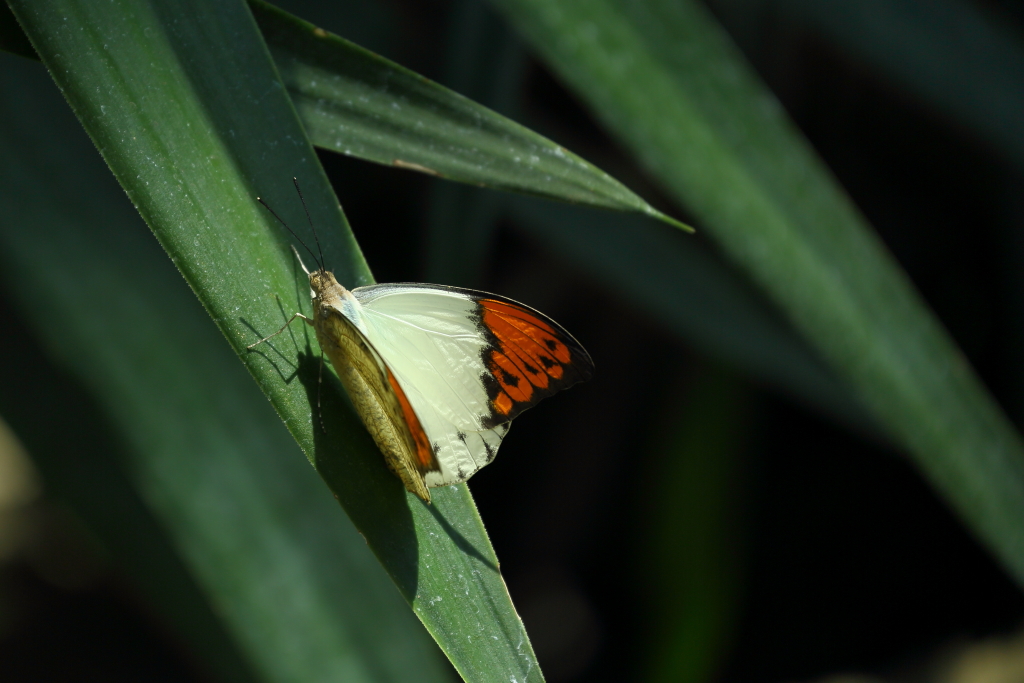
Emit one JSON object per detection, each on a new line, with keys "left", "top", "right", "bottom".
{"left": 6, "top": 0, "right": 542, "bottom": 679}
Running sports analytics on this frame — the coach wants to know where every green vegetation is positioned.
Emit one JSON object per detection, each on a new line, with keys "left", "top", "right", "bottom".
{"left": 1, "top": 0, "right": 1021, "bottom": 681}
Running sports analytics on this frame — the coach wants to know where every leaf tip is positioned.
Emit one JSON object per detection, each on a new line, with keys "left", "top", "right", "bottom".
{"left": 651, "top": 210, "right": 695, "bottom": 233}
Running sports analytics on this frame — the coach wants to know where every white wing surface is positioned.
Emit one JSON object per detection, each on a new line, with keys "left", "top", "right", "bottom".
{"left": 345, "top": 283, "right": 593, "bottom": 487}
{"left": 348, "top": 284, "right": 503, "bottom": 485}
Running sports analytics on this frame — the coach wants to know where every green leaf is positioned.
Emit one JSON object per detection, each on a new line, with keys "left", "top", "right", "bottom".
{"left": 0, "top": 44, "right": 450, "bottom": 683}
{"left": 0, "top": 53, "right": 445, "bottom": 683}
{"left": 261, "top": 0, "right": 880, "bottom": 432}
{"left": 504, "top": 197, "right": 875, "bottom": 434}
{"left": 0, "top": 0, "right": 686, "bottom": 233}
{"left": 0, "top": 271, "right": 262, "bottom": 683}
{"left": 250, "top": 0, "right": 688, "bottom": 231}
{"left": 489, "top": 0, "right": 1024, "bottom": 586}
{"left": 7, "top": 0, "right": 541, "bottom": 681}
{"left": 775, "top": 0, "right": 1024, "bottom": 164}
{"left": 421, "top": 0, "right": 525, "bottom": 287}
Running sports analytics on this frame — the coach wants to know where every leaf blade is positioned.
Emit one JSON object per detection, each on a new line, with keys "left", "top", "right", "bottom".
{"left": 489, "top": 0, "right": 1024, "bottom": 585}
{"left": 0, "top": 50, "right": 449, "bottom": 683}
{"left": 250, "top": 0, "right": 686, "bottom": 231}
{"left": 7, "top": 0, "right": 543, "bottom": 679}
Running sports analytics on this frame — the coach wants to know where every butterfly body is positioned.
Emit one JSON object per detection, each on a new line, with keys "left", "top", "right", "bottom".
{"left": 309, "top": 269, "right": 435, "bottom": 501}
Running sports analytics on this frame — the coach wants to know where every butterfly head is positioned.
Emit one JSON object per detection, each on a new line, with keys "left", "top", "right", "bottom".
{"left": 308, "top": 267, "right": 348, "bottom": 312}
{"left": 308, "top": 268, "right": 332, "bottom": 298}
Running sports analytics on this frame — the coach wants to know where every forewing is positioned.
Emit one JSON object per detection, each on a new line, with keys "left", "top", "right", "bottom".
{"left": 476, "top": 297, "right": 593, "bottom": 426}
{"left": 351, "top": 283, "right": 593, "bottom": 486}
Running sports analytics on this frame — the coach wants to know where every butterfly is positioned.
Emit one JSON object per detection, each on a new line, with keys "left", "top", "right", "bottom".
{"left": 249, "top": 182, "right": 594, "bottom": 503}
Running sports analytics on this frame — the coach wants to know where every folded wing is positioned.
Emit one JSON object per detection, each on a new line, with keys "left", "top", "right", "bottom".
{"left": 349, "top": 283, "right": 593, "bottom": 487}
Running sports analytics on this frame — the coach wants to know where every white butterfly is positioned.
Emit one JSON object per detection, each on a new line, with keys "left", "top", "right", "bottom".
{"left": 249, "top": 187, "right": 593, "bottom": 502}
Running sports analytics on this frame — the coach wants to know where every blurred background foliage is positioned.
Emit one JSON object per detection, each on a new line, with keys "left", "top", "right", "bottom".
{"left": 2, "top": 0, "right": 1024, "bottom": 682}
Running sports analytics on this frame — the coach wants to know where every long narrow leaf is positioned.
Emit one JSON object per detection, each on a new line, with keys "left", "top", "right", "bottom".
{"left": 422, "top": 0, "right": 524, "bottom": 287}
{"left": 504, "top": 197, "right": 874, "bottom": 434}
{"left": 0, "top": 1, "right": 879, "bottom": 434}
{"left": 257, "top": 0, "right": 874, "bottom": 431}
{"left": 7, "top": 0, "right": 542, "bottom": 680}
{"left": 250, "top": 0, "right": 686, "bottom": 231}
{"left": 489, "top": 0, "right": 1024, "bottom": 585}
{"left": 0, "top": 277, "right": 261, "bottom": 683}
{"left": 778, "top": 0, "right": 1024, "bottom": 164}
{"left": 0, "top": 0, "right": 682, "bottom": 234}
{"left": 0, "top": 49, "right": 448, "bottom": 683}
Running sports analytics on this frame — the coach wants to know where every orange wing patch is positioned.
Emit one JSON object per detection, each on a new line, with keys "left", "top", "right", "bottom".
{"left": 478, "top": 298, "right": 592, "bottom": 426}
{"left": 386, "top": 368, "right": 438, "bottom": 473}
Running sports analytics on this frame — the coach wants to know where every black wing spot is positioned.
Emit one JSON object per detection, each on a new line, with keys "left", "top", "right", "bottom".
{"left": 457, "top": 431, "right": 467, "bottom": 443}
{"left": 457, "top": 466, "right": 467, "bottom": 481}
{"left": 501, "top": 369, "right": 520, "bottom": 387}
{"left": 523, "top": 362, "right": 538, "bottom": 375}
{"left": 483, "top": 439, "right": 496, "bottom": 463}
{"left": 545, "top": 339, "right": 559, "bottom": 351}
{"left": 540, "top": 356, "right": 557, "bottom": 369}
{"left": 481, "top": 369, "right": 502, "bottom": 399}
{"left": 432, "top": 442, "right": 441, "bottom": 456}
{"left": 480, "top": 371, "right": 507, "bottom": 429}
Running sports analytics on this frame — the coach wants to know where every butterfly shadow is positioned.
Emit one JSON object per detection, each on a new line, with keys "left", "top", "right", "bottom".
{"left": 293, "top": 349, "right": 425, "bottom": 601}
{"left": 424, "top": 499, "right": 499, "bottom": 573}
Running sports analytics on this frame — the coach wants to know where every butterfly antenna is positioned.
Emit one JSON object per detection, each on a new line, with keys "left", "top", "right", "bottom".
{"left": 256, "top": 195, "right": 321, "bottom": 271}
{"left": 292, "top": 177, "right": 326, "bottom": 272}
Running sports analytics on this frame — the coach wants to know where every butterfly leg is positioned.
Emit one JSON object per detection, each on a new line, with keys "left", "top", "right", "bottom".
{"left": 246, "top": 313, "right": 313, "bottom": 349}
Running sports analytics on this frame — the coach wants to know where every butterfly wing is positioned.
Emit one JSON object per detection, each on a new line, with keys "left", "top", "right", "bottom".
{"left": 474, "top": 296, "right": 594, "bottom": 426}
{"left": 348, "top": 283, "right": 594, "bottom": 487}
{"left": 312, "top": 290, "right": 439, "bottom": 502}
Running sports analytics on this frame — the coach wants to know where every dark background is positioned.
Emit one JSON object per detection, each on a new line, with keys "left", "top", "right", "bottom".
{"left": 2, "top": 0, "right": 1023, "bottom": 681}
